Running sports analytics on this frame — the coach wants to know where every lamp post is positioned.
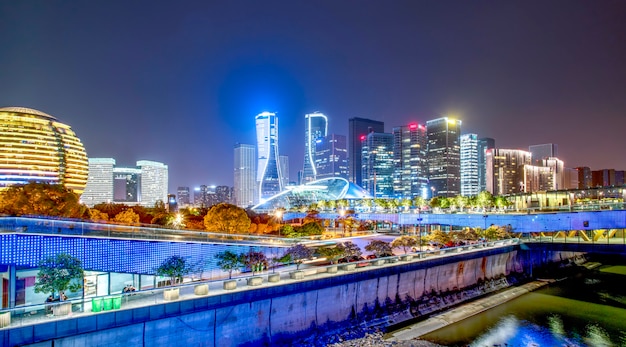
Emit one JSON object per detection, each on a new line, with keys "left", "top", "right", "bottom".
{"left": 339, "top": 209, "right": 346, "bottom": 236}
{"left": 275, "top": 210, "right": 283, "bottom": 238}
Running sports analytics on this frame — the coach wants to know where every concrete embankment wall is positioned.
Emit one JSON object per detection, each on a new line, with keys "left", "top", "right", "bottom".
{"left": 10, "top": 246, "right": 582, "bottom": 347}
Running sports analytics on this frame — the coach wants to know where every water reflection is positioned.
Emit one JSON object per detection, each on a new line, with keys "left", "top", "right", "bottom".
{"left": 418, "top": 265, "right": 626, "bottom": 347}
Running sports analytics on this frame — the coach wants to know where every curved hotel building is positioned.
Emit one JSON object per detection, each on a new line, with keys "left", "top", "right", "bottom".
{"left": 0, "top": 107, "right": 89, "bottom": 194}
{"left": 256, "top": 112, "right": 283, "bottom": 202}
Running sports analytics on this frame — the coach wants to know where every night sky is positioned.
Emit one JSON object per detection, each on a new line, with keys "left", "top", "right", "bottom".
{"left": 1, "top": 1, "right": 625, "bottom": 193}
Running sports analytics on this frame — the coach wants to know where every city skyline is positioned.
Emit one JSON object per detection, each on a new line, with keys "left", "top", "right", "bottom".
{"left": 1, "top": 1, "right": 625, "bottom": 192}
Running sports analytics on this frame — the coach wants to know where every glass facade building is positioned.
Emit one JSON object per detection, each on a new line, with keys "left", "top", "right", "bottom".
{"left": 392, "top": 124, "right": 428, "bottom": 198}
{"left": 426, "top": 117, "right": 462, "bottom": 197}
{"left": 315, "top": 134, "right": 348, "bottom": 180}
{"left": 302, "top": 112, "right": 327, "bottom": 183}
{"left": 348, "top": 117, "right": 384, "bottom": 187}
{"left": 0, "top": 107, "right": 89, "bottom": 194}
{"left": 81, "top": 158, "right": 116, "bottom": 206}
{"left": 234, "top": 143, "right": 257, "bottom": 208}
{"left": 460, "top": 133, "right": 479, "bottom": 196}
{"left": 361, "top": 132, "right": 394, "bottom": 198}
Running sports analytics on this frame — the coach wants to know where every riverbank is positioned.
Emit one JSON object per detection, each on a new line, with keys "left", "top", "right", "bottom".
{"left": 384, "top": 280, "right": 552, "bottom": 343}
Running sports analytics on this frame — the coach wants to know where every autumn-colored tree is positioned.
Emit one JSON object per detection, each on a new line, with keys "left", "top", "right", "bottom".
{"left": 391, "top": 235, "right": 419, "bottom": 254}
{"left": 203, "top": 203, "right": 251, "bottom": 233}
{"left": 114, "top": 209, "right": 140, "bottom": 225}
{"left": 0, "top": 182, "right": 86, "bottom": 218}
{"left": 88, "top": 208, "right": 109, "bottom": 222}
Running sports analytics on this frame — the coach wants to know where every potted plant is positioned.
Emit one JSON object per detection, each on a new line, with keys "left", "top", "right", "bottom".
{"left": 215, "top": 250, "right": 244, "bottom": 290}
{"left": 155, "top": 255, "right": 192, "bottom": 301}
{"left": 34, "top": 253, "right": 83, "bottom": 316}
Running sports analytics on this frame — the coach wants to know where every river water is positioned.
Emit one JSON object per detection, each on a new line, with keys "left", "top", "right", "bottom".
{"left": 416, "top": 263, "right": 626, "bottom": 347}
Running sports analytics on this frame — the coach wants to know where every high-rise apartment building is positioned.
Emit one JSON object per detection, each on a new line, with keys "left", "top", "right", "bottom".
{"left": 522, "top": 165, "right": 554, "bottom": 192}
{"left": 576, "top": 167, "right": 592, "bottom": 189}
{"left": 426, "top": 117, "right": 462, "bottom": 197}
{"left": 81, "top": 158, "right": 116, "bottom": 206}
{"left": 460, "top": 134, "right": 480, "bottom": 196}
{"left": 348, "top": 117, "right": 384, "bottom": 187}
{"left": 486, "top": 149, "right": 531, "bottom": 195}
{"left": 361, "top": 131, "right": 394, "bottom": 198}
{"left": 542, "top": 157, "right": 565, "bottom": 190}
{"left": 477, "top": 137, "right": 495, "bottom": 193}
{"left": 137, "top": 160, "right": 168, "bottom": 207}
{"left": 302, "top": 112, "right": 327, "bottom": 183}
{"left": 234, "top": 143, "right": 257, "bottom": 208}
{"left": 392, "top": 124, "right": 427, "bottom": 198}
{"left": 256, "top": 112, "right": 283, "bottom": 201}
{"left": 315, "top": 134, "right": 348, "bottom": 180}
{"left": 177, "top": 187, "right": 191, "bottom": 206}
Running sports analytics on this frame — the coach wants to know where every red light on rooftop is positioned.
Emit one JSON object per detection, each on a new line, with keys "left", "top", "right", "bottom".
{"left": 409, "top": 124, "right": 417, "bottom": 129}
{"left": 360, "top": 135, "right": 366, "bottom": 141}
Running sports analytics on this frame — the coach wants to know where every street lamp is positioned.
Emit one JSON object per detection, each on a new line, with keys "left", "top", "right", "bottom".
{"left": 339, "top": 209, "right": 346, "bottom": 235}
{"left": 275, "top": 210, "right": 284, "bottom": 237}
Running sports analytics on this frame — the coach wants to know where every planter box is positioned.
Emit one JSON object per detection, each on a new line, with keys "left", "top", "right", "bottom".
{"left": 268, "top": 273, "right": 281, "bottom": 282}
{"left": 247, "top": 277, "right": 263, "bottom": 286}
{"left": 340, "top": 263, "right": 356, "bottom": 271}
{"left": 163, "top": 288, "right": 180, "bottom": 301}
{"left": 194, "top": 284, "right": 209, "bottom": 296}
{"left": 0, "top": 312, "right": 10, "bottom": 328}
{"left": 371, "top": 259, "right": 386, "bottom": 266}
{"left": 400, "top": 255, "right": 413, "bottom": 261}
{"left": 289, "top": 271, "right": 304, "bottom": 280}
{"left": 53, "top": 302, "right": 72, "bottom": 316}
{"left": 223, "top": 280, "right": 237, "bottom": 290}
{"left": 326, "top": 265, "right": 338, "bottom": 273}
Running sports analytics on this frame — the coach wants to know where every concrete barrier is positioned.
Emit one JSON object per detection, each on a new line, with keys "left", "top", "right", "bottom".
{"left": 163, "top": 288, "right": 179, "bottom": 301}
{"left": 268, "top": 273, "right": 280, "bottom": 282}
{"left": 194, "top": 284, "right": 209, "bottom": 295}
{"left": 247, "top": 277, "right": 263, "bottom": 286}
{"left": 223, "top": 280, "right": 237, "bottom": 290}
{"left": 340, "top": 263, "right": 357, "bottom": 271}
{"left": 290, "top": 271, "right": 304, "bottom": 280}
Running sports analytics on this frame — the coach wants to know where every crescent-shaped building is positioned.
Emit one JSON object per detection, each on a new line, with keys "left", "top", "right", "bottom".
{"left": 0, "top": 107, "right": 89, "bottom": 194}
{"left": 251, "top": 177, "right": 372, "bottom": 212}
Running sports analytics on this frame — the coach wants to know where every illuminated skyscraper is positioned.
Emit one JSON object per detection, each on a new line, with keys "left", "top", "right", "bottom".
{"left": 0, "top": 107, "right": 89, "bottom": 193}
{"left": 177, "top": 187, "right": 191, "bottom": 206}
{"left": 348, "top": 117, "right": 384, "bottom": 187}
{"left": 426, "top": 117, "right": 462, "bottom": 197}
{"left": 392, "top": 123, "right": 427, "bottom": 198}
{"left": 302, "top": 112, "right": 328, "bottom": 183}
{"left": 361, "top": 131, "right": 394, "bottom": 198}
{"left": 460, "top": 134, "right": 479, "bottom": 196}
{"left": 81, "top": 158, "right": 116, "bottom": 206}
{"left": 113, "top": 167, "right": 140, "bottom": 203}
{"left": 256, "top": 112, "right": 283, "bottom": 201}
{"left": 137, "top": 160, "right": 168, "bottom": 206}
{"left": 478, "top": 137, "right": 495, "bottom": 193}
{"left": 279, "top": 155, "right": 289, "bottom": 189}
{"left": 234, "top": 143, "right": 257, "bottom": 207}
{"left": 315, "top": 134, "right": 348, "bottom": 180}
{"left": 486, "top": 149, "right": 531, "bottom": 195}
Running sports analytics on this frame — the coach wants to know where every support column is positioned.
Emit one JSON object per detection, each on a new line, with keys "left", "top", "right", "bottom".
{"left": 8, "top": 264, "right": 16, "bottom": 309}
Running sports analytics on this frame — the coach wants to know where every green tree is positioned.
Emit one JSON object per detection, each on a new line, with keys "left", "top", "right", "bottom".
{"left": 203, "top": 203, "right": 251, "bottom": 233}
{"left": 114, "top": 209, "right": 140, "bottom": 225}
{"left": 155, "top": 255, "right": 193, "bottom": 286}
{"left": 300, "top": 221, "right": 324, "bottom": 236}
{"left": 34, "top": 253, "right": 84, "bottom": 298}
{"left": 215, "top": 250, "right": 244, "bottom": 279}
{"left": 477, "top": 191, "right": 494, "bottom": 211}
{"left": 400, "top": 198, "right": 412, "bottom": 211}
{"left": 365, "top": 240, "right": 393, "bottom": 257}
{"left": 412, "top": 196, "right": 426, "bottom": 210}
{"left": 316, "top": 246, "right": 346, "bottom": 264}
{"left": 0, "top": 182, "right": 86, "bottom": 218}
{"left": 391, "top": 235, "right": 419, "bottom": 254}
{"left": 455, "top": 195, "right": 469, "bottom": 212}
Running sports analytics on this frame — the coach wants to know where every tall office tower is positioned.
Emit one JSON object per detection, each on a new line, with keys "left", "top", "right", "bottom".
{"left": 478, "top": 137, "right": 495, "bottom": 192}
{"left": 234, "top": 143, "right": 257, "bottom": 208}
{"left": 279, "top": 155, "right": 289, "bottom": 188}
{"left": 81, "top": 158, "right": 116, "bottom": 207}
{"left": 576, "top": 167, "right": 592, "bottom": 189}
{"left": 137, "top": 160, "right": 168, "bottom": 207}
{"left": 348, "top": 117, "right": 384, "bottom": 187}
{"left": 485, "top": 149, "right": 531, "bottom": 195}
{"left": 460, "top": 134, "right": 480, "bottom": 196}
{"left": 315, "top": 134, "right": 348, "bottom": 180}
{"left": 177, "top": 187, "right": 190, "bottom": 206}
{"left": 215, "top": 185, "right": 232, "bottom": 204}
{"left": 542, "top": 157, "right": 565, "bottom": 190}
{"left": 302, "top": 112, "right": 328, "bottom": 183}
{"left": 592, "top": 169, "right": 621, "bottom": 187}
{"left": 361, "top": 131, "right": 394, "bottom": 198}
{"left": 113, "top": 167, "right": 140, "bottom": 202}
{"left": 529, "top": 143, "right": 558, "bottom": 165}
{"left": 256, "top": 112, "right": 283, "bottom": 202}
{"left": 167, "top": 194, "right": 178, "bottom": 212}
{"left": 195, "top": 185, "right": 209, "bottom": 207}
{"left": 426, "top": 117, "right": 462, "bottom": 197}
{"left": 392, "top": 124, "right": 427, "bottom": 198}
